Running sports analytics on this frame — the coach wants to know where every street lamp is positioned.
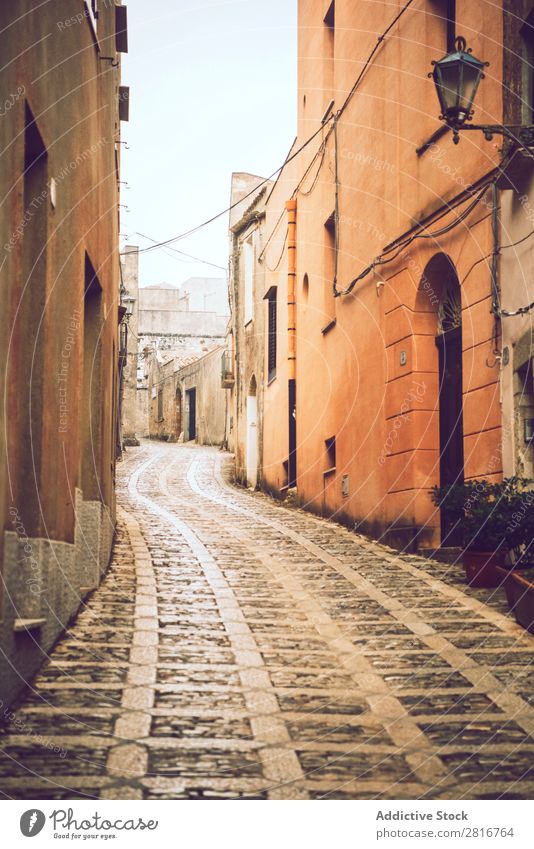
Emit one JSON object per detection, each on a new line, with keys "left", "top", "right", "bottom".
{"left": 123, "top": 294, "right": 136, "bottom": 319}
{"left": 431, "top": 36, "right": 534, "bottom": 147}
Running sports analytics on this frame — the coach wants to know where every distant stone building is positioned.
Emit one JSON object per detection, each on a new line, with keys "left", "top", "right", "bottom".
{"left": 148, "top": 347, "right": 226, "bottom": 446}
{"left": 225, "top": 173, "right": 271, "bottom": 488}
{"left": 0, "top": 1, "right": 127, "bottom": 706}
{"left": 125, "top": 277, "right": 229, "bottom": 439}
{"left": 180, "top": 277, "right": 229, "bottom": 315}
{"left": 138, "top": 278, "right": 229, "bottom": 357}
{"left": 120, "top": 245, "right": 144, "bottom": 445}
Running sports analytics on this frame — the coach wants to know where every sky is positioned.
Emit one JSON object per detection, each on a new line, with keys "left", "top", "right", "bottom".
{"left": 120, "top": 0, "right": 297, "bottom": 288}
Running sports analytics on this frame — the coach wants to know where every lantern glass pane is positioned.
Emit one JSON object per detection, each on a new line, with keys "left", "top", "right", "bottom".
{"left": 458, "top": 60, "right": 481, "bottom": 114}
{"left": 438, "top": 62, "right": 461, "bottom": 115}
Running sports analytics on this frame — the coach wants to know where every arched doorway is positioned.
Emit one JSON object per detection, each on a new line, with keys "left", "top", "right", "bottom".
{"left": 418, "top": 254, "right": 464, "bottom": 545}
{"left": 246, "top": 375, "right": 258, "bottom": 488}
{"left": 175, "top": 385, "right": 182, "bottom": 439}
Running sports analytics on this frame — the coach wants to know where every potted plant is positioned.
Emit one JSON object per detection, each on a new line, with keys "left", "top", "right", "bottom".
{"left": 495, "top": 486, "right": 534, "bottom": 632}
{"left": 431, "top": 478, "right": 533, "bottom": 589}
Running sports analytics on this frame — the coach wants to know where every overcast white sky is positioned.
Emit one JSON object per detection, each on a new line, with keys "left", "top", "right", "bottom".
{"left": 121, "top": 0, "right": 297, "bottom": 288}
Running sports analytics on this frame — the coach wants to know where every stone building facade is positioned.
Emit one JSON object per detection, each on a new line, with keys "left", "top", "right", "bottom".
{"left": 148, "top": 348, "right": 226, "bottom": 446}
{"left": 499, "top": 1, "right": 534, "bottom": 482}
{"left": 0, "top": 1, "right": 127, "bottom": 705}
{"left": 225, "top": 174, "right": 272, "bottom": 487}
{"left": 138, "top": 279, "right": 228, "bottom": 357}
{"left": 123, "top": 277, "right": 229, "bottom": 440}
{"left": 120, "top": 245, "right": 144, "bottom": 445}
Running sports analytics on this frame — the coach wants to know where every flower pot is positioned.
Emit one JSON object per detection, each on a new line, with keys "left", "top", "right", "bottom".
{"left": 509, "top": 571, "right": 534, "bottom": 634}
{"left": 495, "top": 566, "right": 520, "bottom": 610}
{"left": 463, "top": 550, "right": 504, "bottom": 588}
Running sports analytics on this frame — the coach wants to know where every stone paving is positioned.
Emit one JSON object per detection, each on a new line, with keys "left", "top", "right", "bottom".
{"left": 1, "top": 442, "right": 534, "bottom": 799}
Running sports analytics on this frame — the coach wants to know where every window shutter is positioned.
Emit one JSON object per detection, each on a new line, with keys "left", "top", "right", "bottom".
{"left": 119, "top": 86, "right": 129, "bottom": 121}
{"left": 115, "top": 5, "right": 128, "bottom": 53}
{"left": 268, "top": 291, "right": 277, "bottom": 380}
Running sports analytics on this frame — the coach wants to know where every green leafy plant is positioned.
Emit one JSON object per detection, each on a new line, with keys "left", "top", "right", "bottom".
{"left": 431, "top": 477, "right": 534, "bottom": 560}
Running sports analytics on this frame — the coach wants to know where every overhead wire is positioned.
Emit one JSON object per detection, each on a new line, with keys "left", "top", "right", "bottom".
{"left": 258, "top": 125, "right": 330, "bottom": 270}
{"left": 128, "top": 119, "right": 334, "bottom": 256}
{"left": 263, "top": 229, "right": 288, "bottom": 273}
{"left": 336, "top": 0, "right": 416, "bottom": 123}
{"left": 256, "top": 0, "right": 417, "bottom": 285}
{"left": 334, "top": 181, "right": 496, "bottom": 297}
{"left": 129, "top": 0, "right": 417, "bottom": 261}
{"left": 136, "top": 232, "right": 227, "bottom": 271}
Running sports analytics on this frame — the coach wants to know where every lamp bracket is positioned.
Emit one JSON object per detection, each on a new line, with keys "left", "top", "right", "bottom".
{"left": 447, "top": 122, "right": 534, "bottom": 148}
{"left": 100, "top": 56, "right": 119, "bottom": 68}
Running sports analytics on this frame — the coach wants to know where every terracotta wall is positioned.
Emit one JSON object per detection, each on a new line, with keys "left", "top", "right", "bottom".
{"left": 0, "top": 0, "right": 123, "bottom": 704}
{"left": 260, "top": 0, "right": 505, "bottom": 550}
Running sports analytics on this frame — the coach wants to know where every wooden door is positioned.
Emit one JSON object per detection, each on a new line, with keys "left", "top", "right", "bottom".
{"left": 436, "top": 325, "right": 464, "bottom": 544}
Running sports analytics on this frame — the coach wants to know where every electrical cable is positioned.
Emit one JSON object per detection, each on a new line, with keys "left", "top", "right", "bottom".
{"left": 257, "top": 131, "right": 330, "bottom": 269}
{"left": 333, "top": 115, "right": 340, "bottom": 296}
{"left": 129, "top": 119, "right": 333, "bottom": 255}
{"left": 259, "top": 0, "right": 416, "bottom": 260}
{"left": 130, "top": 0, "right": 416, "bottom": 260}
{"left": 264, "top": 228, "right": 288, "bottom": 272}
{"left": 257, "top": 209, "right": 285, "bottom": 262}
{"left": 259, "top": 135, "right": 329, "bottom": 270}
{"left": 499, "top": 298, "right": 534, "bottom": 316}
{"left": 334, "top": 181, "right": 494, "bottom": 297}
{"left": 136, "top": 232, "right": 227, "bottom": 271}
{"left": 296, "top": 137, "right": 328, "bottom": 197}
{"left": 337, "top": 0, "right": 416, "bottom": 123}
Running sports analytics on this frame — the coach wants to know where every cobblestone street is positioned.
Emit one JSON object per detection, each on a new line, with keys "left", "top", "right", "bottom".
{"left": 1, "top": 442, "right": 534, "bottom": 800}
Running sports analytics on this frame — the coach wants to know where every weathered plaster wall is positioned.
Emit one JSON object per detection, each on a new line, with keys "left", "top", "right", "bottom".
{"left": 259, "top": 0, "right": 505, "bottom": 551}
{"left": 178, "top": 348, "right": 227, "bottom": 447}
{"left": 121, "top": 246, "right": 140, "bottom": 444}
{"left": 0, "top": 1, "right": 121, "bottom": 705}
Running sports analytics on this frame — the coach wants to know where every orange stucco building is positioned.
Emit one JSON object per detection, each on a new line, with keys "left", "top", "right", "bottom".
{"left": 251, "top": 1, "right": 511, "bottom": 553}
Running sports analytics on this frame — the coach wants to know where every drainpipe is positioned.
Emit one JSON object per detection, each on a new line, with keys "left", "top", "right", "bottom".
{"left": 490, "top": 182, "right": 501, "bottom": 318}
{"left": 490, "top": 182, "right": 503, "bottom": 406}
{"left": 286, "top": 199, "right": 297, "bottom": 487}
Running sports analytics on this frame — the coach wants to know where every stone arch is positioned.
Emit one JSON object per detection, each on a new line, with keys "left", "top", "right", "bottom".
{"left": 415, "top": 252, "right": 460, "bottom": 322}
{"left": 246, "top": 374, "right": 258, "bottom": 488}
{"left": 417, "top": 252, "right": 464, "bottom": 545}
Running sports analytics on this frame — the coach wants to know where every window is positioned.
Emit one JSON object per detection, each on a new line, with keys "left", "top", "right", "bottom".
{"left": 157, "top": 389, "right": 163, "bottom": 421}
{"left": 119, "top": 86, "right": 129, "bottom": 122}
{"left": 514, "top": 356, "right": 534, "bottom": 478}
{"left": 522, "top": 12, "right": 534, "bottom": 123}
{"left": 243, "top": 236, "right": 254, "bottom": 324}
{"left": 325, "top": 436, "right": 336, "bottom": 473}
{"left": 429, "top": 0, "right": 456, "bottom": 52}
{"left": 115, "top": 4, "right": 129, "bottom": 53}
{"left": 267, "top": 287, "right": 277, "bottom": 382}
{"left": 323, "top": 2, "right": 335, "bottom": 109}
{"left": 82, "top": 256, "right": 103, "bottom": 500}
{"left": 84, "top": 0, "right": 98, "bottom": 37}
{"left": 17, "top": 105, "right": 48, "bottom": 535}
{"left": 302, "top": 273, "right": 309, "bottom": 302}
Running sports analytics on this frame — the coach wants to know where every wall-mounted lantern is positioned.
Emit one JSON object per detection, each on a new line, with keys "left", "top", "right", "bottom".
{"left": 431, "top": 36, "right": 534, "bottom": 147}
{"left": 123, "top": 294, "right": 136, "bottom": 320}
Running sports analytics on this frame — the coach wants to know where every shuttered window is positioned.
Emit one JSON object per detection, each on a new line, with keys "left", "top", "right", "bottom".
{"left": 268, "top": 288, "right": 277, "bottom": 382}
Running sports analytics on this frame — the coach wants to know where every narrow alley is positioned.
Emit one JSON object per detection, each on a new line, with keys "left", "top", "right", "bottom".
{"left": 1, "top": 443, "right": 534, "bottom": 801}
